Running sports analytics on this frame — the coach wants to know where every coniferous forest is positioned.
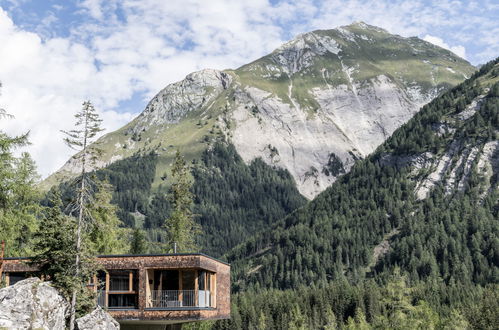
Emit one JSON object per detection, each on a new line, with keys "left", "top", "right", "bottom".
{"left": 200, "top": 59, "right": 498, "bottom": 329}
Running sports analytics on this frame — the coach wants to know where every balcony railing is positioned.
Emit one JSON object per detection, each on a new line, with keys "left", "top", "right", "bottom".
{"left": 97, "top": 290, "right": 105, "bottom": 307}
{"left": 150, "top": 290, "right": 213, "bottom": 308}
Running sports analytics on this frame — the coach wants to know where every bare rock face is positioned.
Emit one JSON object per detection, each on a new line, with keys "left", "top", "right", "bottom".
{"left": 0, "top": 278, "right": 69, "bottom": 330}
{"left": 76, "top": 306, "right": 120, "bottom": 330}
{"left": 130, "top": 68, "right": 232, "bottom": 134}
{"left": 229, "top": 74, "right": 430, "bottom": 198}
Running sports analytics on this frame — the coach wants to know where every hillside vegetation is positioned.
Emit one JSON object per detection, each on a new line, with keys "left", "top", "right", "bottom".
{"left": 193, "top": 59, "right": 499, "bottom": 329}
{"left": 228, "top": 59, "right": 498, "bottom": 291}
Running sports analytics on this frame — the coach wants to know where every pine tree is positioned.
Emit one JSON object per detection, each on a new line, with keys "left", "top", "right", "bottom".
{"left": 88, "top": 180, "right": 128, "bottom": 254}
{"left": 61, "top": 100, "right": 103, "bottom": 330}
{"left": 130, "top": 228, "right": 148, "bottom": 254}
{"left": 30, "top": 192, "right": 78, "bottom": 298}
{"left": 0, "top": 85, "right": 40, "bottom": 257}
{"left": 162, "top": 149, "right": 200, "bottom": 252}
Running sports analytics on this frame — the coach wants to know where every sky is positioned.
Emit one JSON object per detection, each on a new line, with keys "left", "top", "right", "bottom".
{"left": 0, "top": 0, "right": 497, "bottom": 178}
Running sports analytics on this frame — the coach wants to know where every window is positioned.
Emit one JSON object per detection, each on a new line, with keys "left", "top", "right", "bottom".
{"left": 108, "top": 294, "right": 137, "bottom": 308}
{"left": 109, "top": 270, "right": 137, "bottom": 292}
{"left": 198, "top": 271, "right": 206, "bottom": 290}
{"left": 182, "top": 270, "right": 195, "bottom": 290}
{"left": 9, "top": 272, "right": 27, "bottom": 285}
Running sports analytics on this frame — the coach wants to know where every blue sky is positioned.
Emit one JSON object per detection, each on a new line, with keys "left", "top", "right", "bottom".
{"left": 0, "top": 0, "right": 497, "bottom": 177}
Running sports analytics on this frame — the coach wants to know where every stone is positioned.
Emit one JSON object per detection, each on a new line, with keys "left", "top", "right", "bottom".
{"left": 0, "top": 278, "right": 69, "bottom": 330}
{"left": 76, "top": 306, "right": 120, "bottom": 330}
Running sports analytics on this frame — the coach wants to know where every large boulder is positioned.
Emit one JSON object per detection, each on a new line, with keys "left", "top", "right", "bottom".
{"left": 76, "top": 306, "right": 120, "bottom": 330}
{"left": 0, "top": 278, "right": 69, "bottom": 330}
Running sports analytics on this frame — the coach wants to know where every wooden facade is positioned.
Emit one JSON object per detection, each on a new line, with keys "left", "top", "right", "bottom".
{"left": 1, "top": 253, "right": 230, "bottom": 326}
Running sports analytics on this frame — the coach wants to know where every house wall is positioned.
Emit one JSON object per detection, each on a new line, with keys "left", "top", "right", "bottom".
{"left": 2, "top": 254, "right": 230, "bottom": 324}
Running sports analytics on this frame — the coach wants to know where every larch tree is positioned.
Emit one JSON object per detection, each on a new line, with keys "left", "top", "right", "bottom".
{"left": 162, "top": 149, "right": 200, "bottom": 253}
{"left": 88, "top": 180, "right": 128, "bottom": 254}
{"left": 130, "top": 228, "right": 148, "bottom": 254}
{"left": 0, "top": 83, "right": 41, "bottom": 257}
{"left": 61, "top": 100, "right": 103, "bottom": 330}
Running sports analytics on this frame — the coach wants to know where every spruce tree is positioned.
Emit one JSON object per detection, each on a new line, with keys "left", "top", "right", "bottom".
{"left": 31, "top": 192, "right": 78, "bottom": 297}
{"left": 162, "top": 149, "right": 200, "bottom": 252}
{"left": 88, "top": 180, "right": 128, "bottom": 254}
{"left": 130, "top": 228, "right": 148, "bottom": 254}
{"left": 31, "top": 191, "right": 96, "bottom": 318}
{"left": 61, "top": 100, "right": 103, "bottom": 329}
{"left": 0, "top": 84, "right": 40, "bottom": 257}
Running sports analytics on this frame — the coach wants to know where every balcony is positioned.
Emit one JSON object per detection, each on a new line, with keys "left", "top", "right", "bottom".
{"left": 145, "top": 269, "right": 216, "bottom": 310}
{"left": 149, "top": 289, "right": 214, "bottom": 308}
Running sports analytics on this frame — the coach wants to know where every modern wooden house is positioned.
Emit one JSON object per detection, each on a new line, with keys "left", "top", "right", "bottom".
{"left": 1, "top": 253, "right": 230, "bottom": 328}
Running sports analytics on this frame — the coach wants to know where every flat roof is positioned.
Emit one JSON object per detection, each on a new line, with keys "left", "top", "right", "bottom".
{"left": 3, "top": 252, "right": 230, "bottom": 266}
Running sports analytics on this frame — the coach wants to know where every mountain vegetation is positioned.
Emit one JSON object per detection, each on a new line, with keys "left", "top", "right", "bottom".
{"left": 227, "top": 58, "right": 498, "bottom": 292}
{"left": 196, "top": 58, "right": 498, "bottom": 329}
{"left": 50, "top": 141, "right": 306, "bottom": 257}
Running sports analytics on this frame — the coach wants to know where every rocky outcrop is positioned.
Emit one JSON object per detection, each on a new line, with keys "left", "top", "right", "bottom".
{"left": 380, "top": 93, "right": 498, "bottom": 200}
{"left": 129, "top": 69, "right": 232, "bottom": 134}
{"left": 0, "top": 278, "right": 69, "bottom": 330}
{"left": 229, "top": 73, "right": 431, "bottom": 198}
{"left": 0, "top": 278, "right": 120, "bottom": 330}
{"left": 76, "top": 306, "right": 120, "bottom": 330}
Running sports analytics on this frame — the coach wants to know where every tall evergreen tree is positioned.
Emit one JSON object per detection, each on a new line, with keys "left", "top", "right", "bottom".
{"left": 31, "top": 192, "right": 96, "bottom": 318}
{"left": 130, "top": 228, "right": 148, "bottom": 254}
{"left": 61, "top": 100, "right": 103, "bottom": 330}
{"left": 30, "top": 192, "right": 78, "bottom": 297}
{"left": 162, "top": 149, "right": 200, "bottom": 252}
{"left": 88, "top": 180, "right": 128, "bottom": 254}
{"left": 0, "top": 84, "right": 41, "bottom": 257}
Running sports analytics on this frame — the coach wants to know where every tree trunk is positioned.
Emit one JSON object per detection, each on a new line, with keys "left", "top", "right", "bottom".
{"left": 69, "top": 115, "right": 88, "bottom": 330}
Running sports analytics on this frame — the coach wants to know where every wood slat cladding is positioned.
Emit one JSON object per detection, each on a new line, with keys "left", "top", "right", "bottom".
{"left": 2, "top": 254, "right": 230, "bottom": 325}
{"left": 97, "top": 254, "right": 220, "bottom": 273}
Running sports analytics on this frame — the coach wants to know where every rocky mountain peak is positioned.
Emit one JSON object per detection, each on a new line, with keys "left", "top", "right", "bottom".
{"left": 271, "top": 32, "right": 341, "bottom": 75}
{"left": 44, "top": 23, "right": 476, "bottom": 199}
{"left": 343, "top": 21, "right": 389, "bottom": 32}
{"left": 129, "top": 68, "right": 232, "bottom": 134}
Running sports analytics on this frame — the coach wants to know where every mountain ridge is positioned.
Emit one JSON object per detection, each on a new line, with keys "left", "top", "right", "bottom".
{"left": 43, "top": 22, "right": 475, "bottom": 199}
{"left": 226, "top": 58, "right": 498, "bottom": 291}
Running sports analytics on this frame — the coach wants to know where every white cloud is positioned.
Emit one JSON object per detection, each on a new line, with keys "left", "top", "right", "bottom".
{"left": 0, "top": 2, "right": 286, "bottom": 178}
{"left": 423, "top": 34, "right": 466, "bottom": 59}
{"left": 0, "top": 8, "right": 136, "bottom": 178}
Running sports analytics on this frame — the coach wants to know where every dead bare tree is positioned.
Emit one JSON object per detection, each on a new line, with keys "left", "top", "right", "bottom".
{"left": 61, "top": 101, "right": 103, "bottom": 330}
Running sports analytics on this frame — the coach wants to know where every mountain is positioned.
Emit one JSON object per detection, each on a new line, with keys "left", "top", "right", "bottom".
{"left": 44, "top": 22, "right": 474, "bottom": 199}
{"left": 43, "top": 22, "right": 476, "bottom": 257}
{"left": 227, "top": 59, "right": 498, "bottom": 291}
